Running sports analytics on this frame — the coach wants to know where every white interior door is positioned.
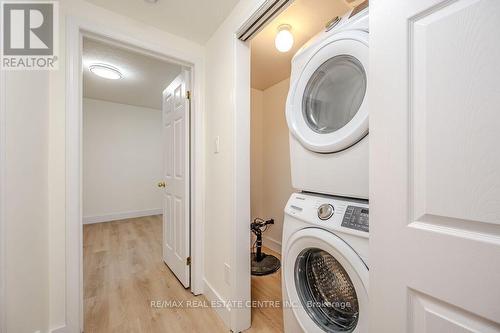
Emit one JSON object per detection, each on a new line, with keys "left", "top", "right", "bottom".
{"left": 160, "top": 70, "right": 191, "bottom": 288}
{"left": 371, "top": 0, "right": 500, "bottom": 331}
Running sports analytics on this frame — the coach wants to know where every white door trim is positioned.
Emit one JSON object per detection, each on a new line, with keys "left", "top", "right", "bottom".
{"left": 0, "top": 67, "right": 6, "bottom": 333}
{"left": 231, "top": 1, "right": 294, "bottom": 331}
{"left": 231, "top": 36, "right": 252, "bottom": 332}
{"left": 66, "top": 16, "right": 205, "bottom": 332}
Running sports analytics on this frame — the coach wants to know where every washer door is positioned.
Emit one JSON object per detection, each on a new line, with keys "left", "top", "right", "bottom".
{"left": 284, "top": 228, "right": 368, "bottom": 333}
{"left": 287, "top": 30, "right": 368, "bottom": 153}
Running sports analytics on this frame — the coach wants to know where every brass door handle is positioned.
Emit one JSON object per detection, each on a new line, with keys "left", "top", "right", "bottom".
{"left": 157, "top": 181, "right": 166, "bottom": 188}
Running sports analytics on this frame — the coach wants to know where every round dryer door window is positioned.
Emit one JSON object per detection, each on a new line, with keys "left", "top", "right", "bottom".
{"left": 302, "top": 55, "right": 366, "bottom": 134}
{"left": 286, "top": 30, "right": 369, "bottom": 153}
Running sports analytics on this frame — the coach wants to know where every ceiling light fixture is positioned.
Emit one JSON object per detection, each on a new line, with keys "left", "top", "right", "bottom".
{"left": 275, "top": 24, "right": 294, "bottom": 53}
{"left": 89, "top": 63, "right": 123, "bottom": 80}
{"left": 144, "top": 0, "right": 159, "bottom": 3}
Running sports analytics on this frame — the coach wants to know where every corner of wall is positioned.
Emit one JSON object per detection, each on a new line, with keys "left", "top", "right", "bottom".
{"left": 50, "top": 325, "right": 68, "bottom": 333}
{"left": 203, "top": 278, "right": 231, "bottom": 327}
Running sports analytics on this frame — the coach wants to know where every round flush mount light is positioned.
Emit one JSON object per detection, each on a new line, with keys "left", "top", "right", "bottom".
{"left": 89, "top": 63, "right": 123, "bottom": 80}
{"left": 144, "top": 0, "right": 159, "bottom": 3}
{"left": 275, "top": 24, "right": 294, "bottom": 53}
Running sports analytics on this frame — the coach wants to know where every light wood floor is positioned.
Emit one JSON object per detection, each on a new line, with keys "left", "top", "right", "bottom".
{"left": 84, "top": 215, "right": 283, "bottom": 333}
{"left": 250, "top": 246, "right": 284, "bottom": 332}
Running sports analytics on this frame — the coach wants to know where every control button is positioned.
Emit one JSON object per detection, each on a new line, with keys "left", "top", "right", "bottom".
{"left": 318, "top": 204, "right": 334, "bottom": 220}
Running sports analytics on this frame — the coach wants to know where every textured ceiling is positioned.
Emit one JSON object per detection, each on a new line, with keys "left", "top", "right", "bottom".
{"left": 251, "top": 0, "right": 354, "bottom": 90}
{"left": 83, "top": 37, "right": 182, "bottom": 110}
{"left": 84, "top": 0, "right": 239, "bottom": 44}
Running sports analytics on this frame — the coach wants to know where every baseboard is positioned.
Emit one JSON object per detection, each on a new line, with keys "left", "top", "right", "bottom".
{"left": 262, "top": 235, "right": 282, "bottom": 254}
{"left": 203, "top": 278, "right": 231, "bottom": 328}
{"left": 50, "top": 325, "right": 67, "bottom": 333}
{"left": 83, "top": 208, "right": 162, "bottom": 224}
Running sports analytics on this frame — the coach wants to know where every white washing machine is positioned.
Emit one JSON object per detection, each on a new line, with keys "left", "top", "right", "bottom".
{"left": 282, "top": 192, "right": 368, "bottom": 333}
{"left": 286, "top": 5, "right": 369, "bottom": 199}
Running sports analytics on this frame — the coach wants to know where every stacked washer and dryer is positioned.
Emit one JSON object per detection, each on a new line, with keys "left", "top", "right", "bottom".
{"left": 281, "top": 3, "right": 369, "bottom": 333}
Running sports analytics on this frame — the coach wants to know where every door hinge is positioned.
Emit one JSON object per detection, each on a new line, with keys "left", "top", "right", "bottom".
{"left": 186, "top": 90, "right": 191, "bottom": 100}
{"left": 186, "top": 256, "right": 191, "bottom": 266}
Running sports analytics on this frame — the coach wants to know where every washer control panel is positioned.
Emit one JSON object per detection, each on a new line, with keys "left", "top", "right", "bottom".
{"left": 285, "top": 193, "right": 369, "bottom": 236}
{"left": 341, "top": 206, "right": 369, "bottom": 232}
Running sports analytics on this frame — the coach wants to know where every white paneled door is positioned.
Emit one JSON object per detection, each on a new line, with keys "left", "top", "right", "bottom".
{"left": 160, "top": 70, "right": 191, "bottom": 288}
{"left": 371, "top": 0, "right": 500, "bottom": 332}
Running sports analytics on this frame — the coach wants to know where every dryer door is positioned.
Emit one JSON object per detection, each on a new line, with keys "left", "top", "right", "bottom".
{"left": 284, "top": 228, "right": 368, "bottom": 333}
{"left": 287, "top": 30, "right": 368, "bottom": 153}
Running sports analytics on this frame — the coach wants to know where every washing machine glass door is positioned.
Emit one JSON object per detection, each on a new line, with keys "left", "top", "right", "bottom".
{"left": 295, "top": 248, "right": 359, "bottom": 331}
{"left": 287, "top": 30, "right": 368, "bottom": 153}
{"left": 284, "top": 228, "right": 368, "bottom": 333}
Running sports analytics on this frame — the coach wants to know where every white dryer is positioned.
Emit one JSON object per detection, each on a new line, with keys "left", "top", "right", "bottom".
{"left": 286, "top": 5, "right": 369, "bottom": 199}
{"left": 282, "top": 192, "right": 369, "bottom": 333}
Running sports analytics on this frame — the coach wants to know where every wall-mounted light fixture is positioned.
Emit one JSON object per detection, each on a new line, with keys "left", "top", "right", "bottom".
{"left": 275, "top": 24, "right": 294, "bottom": 53}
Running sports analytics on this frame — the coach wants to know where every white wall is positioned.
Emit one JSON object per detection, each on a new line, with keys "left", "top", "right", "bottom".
{"left": 251, "top": 88, "right": 264, "bottom": 221}
{"left": 3, "top": 72, "right": 50, "bottom": 333}
{"left": 205, "top": 23, "right": 236, "bottom": 307}
{"left": 82, "top": 98, "right": 162, "bottom": 223}
{"left": 204, "top": 0, "right": 266, "bottom": 328}
{"left": 251, "top": 79, "right": 294, "bottom": 253}
{"left": 47, "top": 0, "right": 205, "bottom": 330}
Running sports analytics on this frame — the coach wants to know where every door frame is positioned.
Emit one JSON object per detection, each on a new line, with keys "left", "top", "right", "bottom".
{"left": 66, "top": 17, "right": 205, "bottom": 332}
{"left": 231, "top": 1, "right": 295, "bottom": 331}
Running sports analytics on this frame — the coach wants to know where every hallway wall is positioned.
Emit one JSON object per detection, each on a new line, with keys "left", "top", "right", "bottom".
{"left": 251, "top": 78, "right": 295, "bottom": 253}
{"left": 3, "top": 71, "right": 50, "bottom": 333}
{"left": 204, "top": 1, "right": 266, "bottom": 329}
{"left": 251, "top": 88, "right": 264, "bottom": 221}
{"left": 82, "top": 98, "right": 163, "bottom": 223}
